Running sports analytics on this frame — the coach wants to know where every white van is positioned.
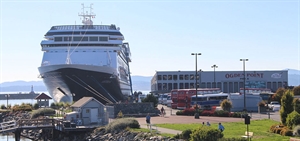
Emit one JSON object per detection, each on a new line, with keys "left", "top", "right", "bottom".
{"left": 166, "top": 95, "right": 172, "bottom": 107}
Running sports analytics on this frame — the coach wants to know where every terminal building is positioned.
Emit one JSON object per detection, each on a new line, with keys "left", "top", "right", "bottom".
{"left": 150, "top": 70, "right": 288, "bottom": 94}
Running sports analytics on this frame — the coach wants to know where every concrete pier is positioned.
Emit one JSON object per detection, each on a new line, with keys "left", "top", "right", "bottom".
{"left": 0, "top": 93, "right": 39, "bottom": 100}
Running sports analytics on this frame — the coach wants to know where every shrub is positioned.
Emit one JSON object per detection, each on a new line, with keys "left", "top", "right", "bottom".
{"left": 280, "top": 90, "right": 294, "bottom": 124}
{"left": 221, "top": 99, "right": 232, "bottom": 112}
{"left": 218, "top": 137, "right": 247, "bottom": 141}
{"left": 33, "top": 103, "right": 39, "bottom": 110}
{"left": 200, "top": 110, "right": 214, "bottom": 116}
{"left": 286, "top": 111, "right": 300, "bottom": 129}
{"left": 12, "top": 104, "right": 32, "bottom": 112}
{"left": 214, "top": 110, "right": 230, "bottom": 117}
{"left": 293, "top": 98, "right": 300, "bottom": 114}
{"left": 0, "top": 104, "right": 6, "bottom": 109}
{"left": 180, "top": 129, "right": 192, "bottom": 139}
{"left": 176, "top": 110, "right": 184, "bottom": 115}
{"left": 190, "top": 126, "right": 223, "bottom": 141}
{"left": 183, "top": 108, "right": 195, "bottom": 116}
{"left": 293, "top": 125, "right": 300, "bottom": 136}
{"left": 105, "top": 118, "right": 140, "bottom": 133}
{"left": 31, "top": 108, "right": 55, "bottom": 118}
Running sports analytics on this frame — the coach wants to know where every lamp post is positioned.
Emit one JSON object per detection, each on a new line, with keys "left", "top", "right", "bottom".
{"left": 5, "top": 94, "right": 10, "bottom": 109}
{"left": 199, "top": 69, "right": 203, "bottom": 89}
{"left": 240, "top": 59, "right": 248, "bottom": 112}
{"left": 211, "top": 64, "right": 218, "bottom": 87}
{"left": 191, "top": 53, "right": 201, "bottom": 119}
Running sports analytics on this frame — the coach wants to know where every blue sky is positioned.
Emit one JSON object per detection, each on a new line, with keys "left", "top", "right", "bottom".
{"left": 0, "top": 0, "right": 299, "bottom": 83}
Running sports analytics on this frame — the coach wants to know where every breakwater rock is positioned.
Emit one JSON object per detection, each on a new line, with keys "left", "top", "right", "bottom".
{"left": 85, "top": 128, "right": 183, "bottom": 141}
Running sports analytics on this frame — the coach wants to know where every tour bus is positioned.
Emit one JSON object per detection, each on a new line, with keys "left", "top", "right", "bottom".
{"left": 170, "top": 89, "right": 179, "bottom": 109}
{"left": 158, "top": 93, "right": 169, "bottom": 105}
{"left": 172, "top": 88, "right": 222, "bottom": 110}
{"left": 190, "top": 93, "right": 228, "bottom": 109}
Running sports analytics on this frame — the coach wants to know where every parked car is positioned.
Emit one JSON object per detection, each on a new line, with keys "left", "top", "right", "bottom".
{"left": 268, "top": 101, "right": 280, "bottom": 111}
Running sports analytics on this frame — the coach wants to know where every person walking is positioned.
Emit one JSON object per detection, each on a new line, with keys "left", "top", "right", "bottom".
{"left": 161, "top": 106, "right": 165, "bottom": 117}
{"left": 218, "top": 123, "right": 225, "bottom": 132}
{"left": 146, "top": 113, "right": 151, "bottom": 128}
{"left": 206, "top": 121, "right": 211, "bottom": 126}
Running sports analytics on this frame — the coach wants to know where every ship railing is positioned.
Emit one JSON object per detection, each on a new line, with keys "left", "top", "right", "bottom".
{"left": 50, "top": 25, "right": 117, "bottom": 30}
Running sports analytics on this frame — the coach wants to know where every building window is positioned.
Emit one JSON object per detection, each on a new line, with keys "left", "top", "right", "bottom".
{"left": 163, "top": 75, "right": 167, "bottom": 80}
{"left": 168, "top": 83, "right": 172, "bottom": 90}
{"left": 168, "top": 75, "right": 172, "bottom": 80}
{"left": 86, "top": 109, "right": 90, "bottom": 113}
{"left": 185, "top": 83, "right": 189, "bottom": 89}
{"left": 163, "top": 83, "right": 167, "bottom": 90}
{"left": 173, "top": 75, "right": 178, "bottom": 80}
{"left": 190, "top": 83, "right": 194, "bottom": 88}
{"left": 179, "top": 75, "right": 184, "bottom": 80}
{"left": 185, "top": 75, "right": 189, "bottom": 80}
{"left": 158, "top": 83, "right": 162, "bottom": 90}
{"left": 179, "top": 83, "right": 184, "bottom": 89}
{"left": 157, "top": 75, "right": 162, "bottom": 80}
{"left": 173, "top": 83, "right": 178, "bottom": 89}
{"left": 190, "top": 75, "right": 194, "bottom": 80}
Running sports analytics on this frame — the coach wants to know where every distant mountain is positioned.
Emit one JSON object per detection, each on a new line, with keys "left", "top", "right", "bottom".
{"left": 0, "top": 76, "right": 152, "bottom": 92}
{"left": 1, "top": 70, "right": 299, "bottom": 92}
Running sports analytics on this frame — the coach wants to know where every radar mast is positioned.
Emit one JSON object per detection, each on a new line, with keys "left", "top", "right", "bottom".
{"left": 78, "top": 3, "right": 96, "bottom": 25}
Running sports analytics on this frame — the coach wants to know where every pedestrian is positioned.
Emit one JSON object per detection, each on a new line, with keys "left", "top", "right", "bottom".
{"left": 161, "top": 106, "right": 165, "bottom": 117}
{"left": 206, "top": 121, "right": 211, "bottom": 126}
{"left": 146, "top": 113, "right": 151, "bottom": 128}
{"left": 202, "top": 122, "right": 205, "bottom": 126}
{"left": 218, "top": 123, "right": 225, "bottom": 132}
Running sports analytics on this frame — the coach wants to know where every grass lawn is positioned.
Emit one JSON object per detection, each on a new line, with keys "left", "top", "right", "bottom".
{"left": 155, "top": 119, "right": 296, "bottom": 141}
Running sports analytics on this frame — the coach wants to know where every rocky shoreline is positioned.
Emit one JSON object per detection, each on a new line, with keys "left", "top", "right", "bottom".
{"left": 1, "top": 111, "right": 183, "bottom": 141}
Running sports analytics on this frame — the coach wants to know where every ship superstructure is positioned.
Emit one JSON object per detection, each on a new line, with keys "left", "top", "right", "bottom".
{"left": 38, "top": 4, "right": 132, "bottom": 104}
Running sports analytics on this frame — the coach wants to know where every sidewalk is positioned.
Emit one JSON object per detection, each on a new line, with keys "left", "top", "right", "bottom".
{"left": 139, "top": 123, "right": 182, "bottom": 135}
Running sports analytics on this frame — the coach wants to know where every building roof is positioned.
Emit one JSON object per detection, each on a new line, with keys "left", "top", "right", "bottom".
{"left": 71, "top": 97, "right": 103, "bottom": 108}
{"left": 35, "top": 93, "right": 52, "bottom": 100}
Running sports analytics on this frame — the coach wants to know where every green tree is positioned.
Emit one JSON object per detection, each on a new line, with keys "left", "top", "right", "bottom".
{"left": 220, "top": 99, "right": 232, "bottom": 112}
{"left": 142, "top": 94, "right": 158, "bottom": 107}
{"left": 33, "top": 103, "right": 39, "bottom": 110}
{"left": 273, "top": 87, "right": 286, "bottom": 104}
{"left": 280, "top": 90, "right": 294, "bottom": 124}
{"left": 293, "top": 86, "right": 300, "bottom": 96}
{"left": 293, "top": 98, "right": 300, "bottom": 114}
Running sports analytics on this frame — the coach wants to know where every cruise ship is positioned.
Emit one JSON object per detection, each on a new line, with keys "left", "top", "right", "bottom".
{"left": 38, "top": 4, "right": 133, "bottom": 104}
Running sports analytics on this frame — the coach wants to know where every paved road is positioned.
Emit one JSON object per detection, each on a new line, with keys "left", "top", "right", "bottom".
{"left": 135, "top": 105, "right": 281, "bottom": 135}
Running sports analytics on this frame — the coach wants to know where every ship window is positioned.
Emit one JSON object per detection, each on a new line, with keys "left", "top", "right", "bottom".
{"left": 90, "top": 37, "right": 98, "bottom": 41}
{"left": 99, "top": 37, "right": 108, "bottom": 41}
{"left": 54, "top": 37, "right": 62, "bottom": 42}
{"left": 86, "top": 109, "right": 90, "bottom": 113}
{"left": 73, "top": 37, "right": 82, "bottom": 41}
{"left": 73, "top": 36, "right": 88, "bottom": 41}
{"left": 82, "top": 37, "right": 88, "bottom": 41}
{"left": 168, "top": 75, "right": 172, "bottom": 80}
{"left": 63, "top": 37, "right": 72, "bottom": 41}
{"left": 190, "top": 75, "right": 194, "bottom": 80}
